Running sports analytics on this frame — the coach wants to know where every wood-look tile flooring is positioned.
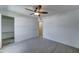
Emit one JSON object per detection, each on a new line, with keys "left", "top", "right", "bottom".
{"left": 1, "top": 38, "right": 79, "bottom": 53}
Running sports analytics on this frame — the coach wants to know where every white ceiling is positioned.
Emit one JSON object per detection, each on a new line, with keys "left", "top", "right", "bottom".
{"left": 45, "top": 5, "right": 79, "bottom": 16}
{"left": 0, "top": 5, "right": 79, "bottom": 17}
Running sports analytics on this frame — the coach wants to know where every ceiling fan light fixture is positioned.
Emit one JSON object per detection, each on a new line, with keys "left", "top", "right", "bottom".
{"left": 34, "top": 12, "right": 40, "bottom": 16}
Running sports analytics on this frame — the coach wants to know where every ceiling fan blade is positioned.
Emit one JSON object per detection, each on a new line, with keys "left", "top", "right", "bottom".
{"left": 34, "top": 5, "right": 42, "bottom": 12}
{"left": 25, "top": 8, "right": 34, "bottom": 12}
{"left": 38, "top": 5, "right": 42, "bottom": 10}
{"left": 30, "top": 13, "right": 34, "bottom": 15}
{"left": 40, "top": 12, "right": 48, "bottom": 14}
{"left": 34, "top": 7, "right": 38, "bottom": 12}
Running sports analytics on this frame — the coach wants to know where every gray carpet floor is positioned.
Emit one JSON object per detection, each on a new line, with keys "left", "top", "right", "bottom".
{"left": 1, "top": 38, "right": 79, "bottom": 53}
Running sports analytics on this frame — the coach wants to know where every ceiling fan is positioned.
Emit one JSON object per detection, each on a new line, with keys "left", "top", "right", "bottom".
{"left": 25, "top": 5, "right": 48, "bottom": 16}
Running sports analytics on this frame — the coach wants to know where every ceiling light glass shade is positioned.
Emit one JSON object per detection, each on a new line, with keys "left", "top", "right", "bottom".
{"left": 34, "top": 13, "right": 40, "bottom": 16}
